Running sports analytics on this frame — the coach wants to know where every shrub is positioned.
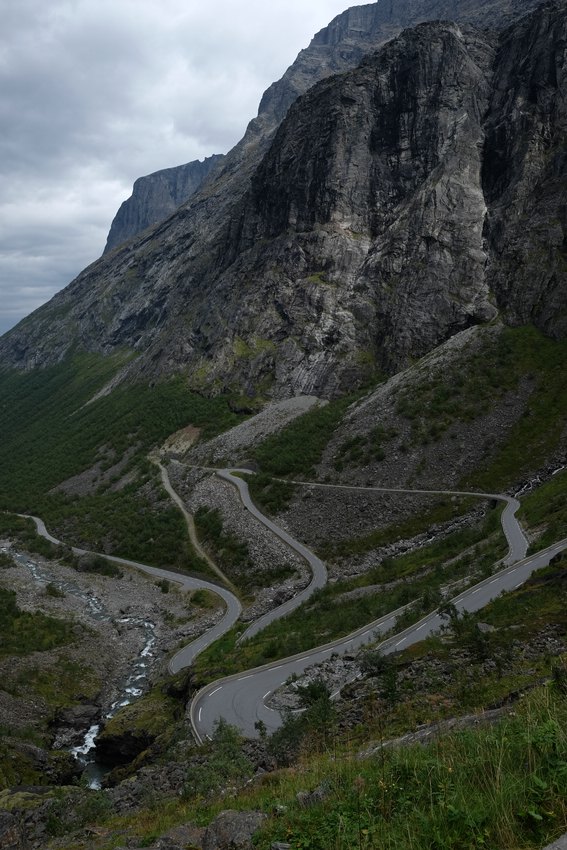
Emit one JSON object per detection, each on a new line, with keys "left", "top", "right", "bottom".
{"left": 45, "top": 582, "right": 65, "bottom": 598}
{"left": 184, "top": 719, "right": 252, "bottom": 798}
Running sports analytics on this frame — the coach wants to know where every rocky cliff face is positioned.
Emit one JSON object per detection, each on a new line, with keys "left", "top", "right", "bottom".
{"left": 103, "top": 155, "right": 224, "bottom": 253}
{"left": 483, "top": 2, "right": 567, "bottom": 339}
{"left": 0, "top": 0, "right": 564, "bottom": 401}
{"left": 101, "top": 0, "right": 543, "bottom": 255}
{"left": 225, "top": 23, "right": 497, "bottom": 379}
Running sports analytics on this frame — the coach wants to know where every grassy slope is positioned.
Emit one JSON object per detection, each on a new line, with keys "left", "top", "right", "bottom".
{"left": 0, "top": 587, "right": 77, "bottom": 657}
{"left": 255, "top": 688, "right": 567, "bottom": 850}
{"left": 251, "top": 393, "right": 359, "bottom": 477}
{"left": 348, "top": 555, "right": 567, "bottom": 747}
{"left": 2, "top": 329, "right": 567, "bottom": 849}
{"left": 190, "top": 325, "right": 567, "bottom": 675}
{"left": 390, "top": 326, "right": 567, "bottom": 491}
{"left": 1, "top": 326, "right": 564, "bottom": 573}
{"left": 0, "top": 353, "right": 242, "bottom": 569}
{"left": 453, "top": 327, "right": 567, "bottom": 491}
{"left": 245, "top": 327, "right": 567, "bottom": 555}
{"left": 0, "top": 580, "right": 101, "bottom": 790}
{"left": 521, "top": 468, "right": 567, "bottom": 550}
{"left": 248, "top": 327, "right": 567, "bottom": 490}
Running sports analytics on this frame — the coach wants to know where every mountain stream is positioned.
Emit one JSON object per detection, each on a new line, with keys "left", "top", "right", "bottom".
{"left": 13, "top": 551, "right": 158, "bottom": 789}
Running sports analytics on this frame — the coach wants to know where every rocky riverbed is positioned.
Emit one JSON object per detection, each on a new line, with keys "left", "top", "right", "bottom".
{"left": 0, "top": 540, "right": 222, "bottom": 785}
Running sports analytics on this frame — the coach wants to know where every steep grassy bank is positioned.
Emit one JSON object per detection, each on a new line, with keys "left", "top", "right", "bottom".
{"left": 0, "top": 586, "right": 99, "bottom": 790}
{"left": 245, "top": 327, "right": 567, "bottom": 563}
{"left": 521, "top": 468, "right": 567, "bottom": 551}
{"left": 250, "top": 393, "right": 358, "bottom": 478}
{"left": 460, "top": 328, "right": 567, "bottom": 492}
{"left": 254, "top": 686, "right": 567, "bottom": 850}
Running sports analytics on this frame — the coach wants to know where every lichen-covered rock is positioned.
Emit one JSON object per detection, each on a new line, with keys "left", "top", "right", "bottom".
{"left": 0, "top": 811, "right": 26, "bottom": 850}
{"left": 117, "top": 810, "right": 266, "bottom": 850}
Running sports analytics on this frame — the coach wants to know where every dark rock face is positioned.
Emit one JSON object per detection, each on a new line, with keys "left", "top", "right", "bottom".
{"left": 51, "top": 703, "right": 101, "bottom": 750}
{"left": 94, "top": 728, "right": 155, "bottom": 766}
{"left": 102, "top": 0, "right": 543, "bottom": 258}
{"left": 9, "top": 742, "right": 81, "bottom": 786}
{"left": 245, "top": 0, "right": 543, "bottom": 139}
{"left": 483, "top": 1, "right": 567, "bottom": 339}
{"left": 103, "top": 155, "right": 224, "bottom": 253}
{"left": 230, "top": 23, "right": 497, "bottom": 374}
{"left": 0, "top": 0, "right": 564, "bottom": 399}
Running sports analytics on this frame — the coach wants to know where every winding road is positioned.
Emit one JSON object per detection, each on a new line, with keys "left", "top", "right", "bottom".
{"left": 217, "top": 470, "right": 327, "bottom": 642}
{"left": 190, "top": 534, "right": 567, "bottom": 741}
{"left": 187, "top": 472, "right": 560, "bottom": 743}
{"left": 15, "top": 465, "right": 567, "bottom": 746}
{"left": 18, "top": 513, "right": 241, "bottom": 673}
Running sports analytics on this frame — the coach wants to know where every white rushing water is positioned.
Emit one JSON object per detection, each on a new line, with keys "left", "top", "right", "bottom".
{"left": 78, "top": 617, "right": 159, "bottom": 789}
{"left": 14, "top": 551, "right": 160, "bottom": 790}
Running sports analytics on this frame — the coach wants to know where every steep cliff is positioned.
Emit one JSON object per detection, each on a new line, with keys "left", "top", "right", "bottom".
{"left": 224, "top": 23, "right": 497, "bottom": 380}
{"left": 0, "top": 0, "right": 564, "bottom": 402}
{"left": 101, "top": 0, "right": 543, "bottom": 253}
{"left": 483, "top": 1, "right": 567, "bottom": 339}
{"left": 103, "top": 155, "right": 224, "bottom": 253}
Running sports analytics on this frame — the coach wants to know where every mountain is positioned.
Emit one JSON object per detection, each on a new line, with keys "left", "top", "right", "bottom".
{"left": 102, "top": 0, "right": 544, "bottom": 256}
{"left": 103, "top": 154, "right": 225, "bottom": 254}
{"left": 2, "top": 4, "right": 567, "bottom": 846}
{"left": 0, "top": 0, "right": 554, "bottom": 399}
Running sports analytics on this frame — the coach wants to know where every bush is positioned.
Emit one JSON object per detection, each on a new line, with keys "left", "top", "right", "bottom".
{"left": 0, "top": 588, "right": 76, "bottom": 656}
{"left": 76, "top": 554, "right": 123, "bottom": 578}
{"left": 45, "top": 582, "right": 65, "bottom": 598}
{"left": 0, "top": 551, "right": 15, "bottom": 569}
{"left": 194, "top": 506, "right": 253, "bottom": 579}
{"left": 252, "top": 395, "right": 358, "bottom": 477}
{"left": 184, "top": 719, "right": 252, "bottom": 798}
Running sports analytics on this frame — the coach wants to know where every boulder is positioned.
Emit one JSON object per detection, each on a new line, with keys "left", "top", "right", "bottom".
{"left": 202, "top": 810, "right": 267, "bottom": 850}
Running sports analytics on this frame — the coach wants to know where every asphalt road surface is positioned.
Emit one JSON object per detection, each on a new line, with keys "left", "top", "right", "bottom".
{"left": 216, "top": 469, "right": 327, "bottom": 641}
{"left": 190, "top": 535, "right": 567, "bottom": 741}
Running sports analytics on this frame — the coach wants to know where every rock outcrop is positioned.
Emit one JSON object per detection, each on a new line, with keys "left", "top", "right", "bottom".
{"left": 0, "top": 0, "right": 564, "bottom": 400}
{"left": 103, "top": 155, "right": 225, "bottom": 253}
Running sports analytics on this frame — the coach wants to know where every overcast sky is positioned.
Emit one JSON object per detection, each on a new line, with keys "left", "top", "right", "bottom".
{"left": 0, "top": 0, "right": 353, "bottom": 336}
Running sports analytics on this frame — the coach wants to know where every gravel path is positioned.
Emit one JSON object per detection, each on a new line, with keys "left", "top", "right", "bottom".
{"left": 152, "top": 457, "right": 237, "bottom": 591}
